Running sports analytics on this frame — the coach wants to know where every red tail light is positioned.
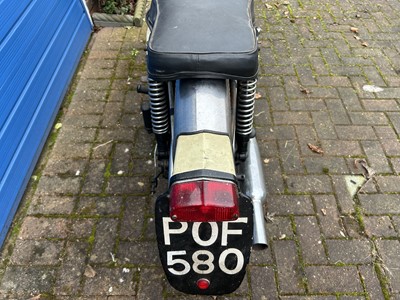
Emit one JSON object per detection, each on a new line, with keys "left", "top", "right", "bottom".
{"left": 197, "top": 278, "right": 210, "bottom": 290}
{"left": 169, "top": 180, "right": 239, "bottom": 222}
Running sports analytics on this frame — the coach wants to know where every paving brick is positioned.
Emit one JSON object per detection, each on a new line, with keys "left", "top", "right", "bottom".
{"left": 296, "top": 65, "right": 317, "bottom": 86}
{"left": 92, "top": 142, "right": 113, "bottom": 159}
{"left": 82, "top": 160, "right": 107, "bottom": 194}
{"left": 63, "top": 114, "right": 103, "bottom": 128}
{"left": 81, "top": 62, "right": 115, "bottom": 79}
{"left": 341, "top": 56, "right": 373, "bottom": 67}
{"left": 376, "top": 175, "right": 400, "bottom": 192}
{"left": 278, "top": 140, "right": 305, "bottom": 174}
{"left": 28, "top": 195, "right": 75, "bottom": 215}
{"left": 325, "top": 99, "right": 351, "bottom": 125}
{"left": 294, "top": 125, "right": 319, "bottom": 155}
{"left": 111, "top": 143, "right": 132, "bottom": 175}
{"left": 349, "top": 112, "right": 388, "bottom": 125}
{"left": 359, "top": 265, "right": 385, "bottom": 300}
{"left": 51, "top": 142, "right": 92, "bottom": 160}
{"left": 77, "top": 196, "right": 122, "bottom": 216}
{"left": 273, "top": 111, "right": 313, "bottom": 125}
{"left": 43, "top": 158, "right": 89, "bottom": 177}
{"left": 258, "top": 75, "right": 283, "bottom": 88}
{"left": 97, "top": 128, "right": 136, "bottom": 143}
{"left": 376, "top": 88, "right": 400, "bottom": 99}
{"left": 317, "top": 76, "right": 352, "bottom": 87}
{"left": 321, "top": 140, "right": 363, "bottom": 156}
{"left": 108, "top": 90, "right": 126, "bottom": 102}
{"left": 35, "top": 175, "right": 82, "bottom": 195}
{"left": 143, "top": 216, "right": 156, "bottom": 240}
{"left": 336, "top": 125, "right": 377, "bottom": 140}
{"left": 307, "top": 87, "right": 340, "bottom": 99}
{"left": 273, "top": 240, "right": 305, "bottom": 294}
{"left": 263, "top": 65, "right": 296, "bottom": 76}
{"left": 362, "top": 99, "right": 400, "bottom": 111}
{"left": 250, "top": 266, "right": 278, "bottom": 300}
{"left": 338, "top": 88, "right": 364, "bottom": 111}
{"left": 265, "top": 216, "right": 294, "bottom": 241}
{"left": 326, "top": 239, "right": 372, "bottom": 264}
{"left": 90, "top": 218, "right": 119, "bottom": 264}
{"left": 332, "top": 65, "right": 363, "bottom": 77}
{"left": 10, "top": 240, "right": 63, "bottom": 266}
{"left": 286, "top": 175, "right": 333, "bottom": 194}
{"left": 310, "top": 57, "right": 330, "bottom": 77}
{"left": 374, "top": 126, "right": 399, "bottom": 140}
{"left": 54, "top": 242, "right": 88, "bottom": 296}
{"left": 76, "top": 78, "right": 112, "bottom": 92}
{"left": 375, "top": 240, "right": 400, "bottom": 293}
{"left": 120, "top": 113, "right": 143, "bottom": 128}
{"left": 304, "top": 156, "right": 348, "bottom": 174}
{"left": 314, "top": 195, "right": 344, "bottom": 238}
{"left": 321, "top": 48, "right": 342, "bottom": 65}
{"left": 283, "top": 75, "right": 303, "bottom": 100}
{"left": 267, "top": 195, "right": 314, "bottom": 216}
{"left": 131, "top": 130, "right": 156, "bottom": 158}
{"left": 254, "top": 100, "right": 272, "bottom": 127}
{"left": 364, "top": 216, "right": 397, "bottom": 237}
{"left": 359, "top": 194, "right": 400, "bottom": 214}
{"left": 381, "top": 139, "right": 400, "bottom": 156}
{"left": 393, "top": 216, "right": 400, "bottom": 233}
{"left": 259, "top": 126, "right": 297, "bottom": 141}
{"left": 83, "top": 267, "right": 136, "bottom": 296}
{"left": 288, "top": 99, "right": 326, "bottom": 111}
{"left": 391, "top": 158, "right": 400, "bottom": 174}
{"left": 387, "top": 112, "right": 400, "bottom": 136}
{"left": 137, "top": 267, "right": 164, "bottom": 300}
{"left": 376, "top": 240, "right": 400, "bottom": 268}
{"left": 115, "top": 59, "right": 132, "bottom": 78}
{"left": 102, "top": 101, "right": 124, "bottom": 127}
{"left": 130, "top": 158, "right": 154, "bottom": 176}
{"left": 106, "top": 176, "right": 150, "bottom": 195}
{"left": 387, "top": 76, "right": 400, "bottom": 87}
{"left": 361, "top": 141, "right": 392, "bottom": 174}
{"left": 119, "top": 196, "right": 148, "bottom": 241}
{"left": 295, "top": 216, "right": 327, "bottom": 264}
{"left": 280, "top": 297, "right": 336, "bottom": 300}
{"left": 0, "top": 266, "right": 56, "bottom": 296}
{"left": 312, "top": 111, "right": 338, "bottom": 139}
{"left": 70, "top": 219, "right": 95, "bottom": 239}
{"left": 19, "top": 217, "right": 69, "bottom": 239}
{"left": 267, "top": 86, "right": 289, "bottom": 111}
{"left": 363, "top": 66, "right": 387, "bottom": 87}
{"left": 117, "top": 241, "right": 159, "bottom": 265}
{"left": 305, "top": 266, "right": 363, "bottom": 293}
{"left": 263, "top": 157, "right": 285, "bottom": 195}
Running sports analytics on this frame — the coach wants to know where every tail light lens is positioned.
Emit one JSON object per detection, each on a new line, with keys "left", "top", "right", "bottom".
{"left": 197, "top": 278, "right": 210, "bottom": 290}
{"left": 169, "top": 180, "right": 239, "bottom": 222}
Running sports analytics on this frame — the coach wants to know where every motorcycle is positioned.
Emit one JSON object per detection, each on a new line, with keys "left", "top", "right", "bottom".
{"left": 137, "top": 0, "right": 268, "bottom": 295}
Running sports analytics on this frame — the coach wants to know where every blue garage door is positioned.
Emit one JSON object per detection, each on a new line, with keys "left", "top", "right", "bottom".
{"left": 0, "top": 0, "right": 93, "bottom": 246}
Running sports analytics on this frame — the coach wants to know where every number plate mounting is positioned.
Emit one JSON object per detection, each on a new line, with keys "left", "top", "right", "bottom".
{"left": 155, "top": 193, "right": 253, "bottom": 295}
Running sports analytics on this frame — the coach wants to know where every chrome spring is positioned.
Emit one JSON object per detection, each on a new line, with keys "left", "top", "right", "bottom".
{"left": 236, "top": 79, "right": 257, "bottom": 136}
{"left": 148, "top": 78, "right": 169, "bottom": 135}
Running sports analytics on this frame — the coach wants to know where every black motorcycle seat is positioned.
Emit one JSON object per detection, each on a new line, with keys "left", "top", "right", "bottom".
{"left": 146, "top": 0, "right": 258, "bottom": 81}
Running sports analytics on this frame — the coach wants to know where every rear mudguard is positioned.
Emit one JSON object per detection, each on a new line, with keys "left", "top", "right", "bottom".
{"left": 155, "top": 193, "right": 253, "bottom": 295}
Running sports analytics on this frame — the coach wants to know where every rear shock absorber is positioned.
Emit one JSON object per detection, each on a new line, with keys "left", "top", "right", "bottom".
{"left": 148, "top": 78, "right": 170, "bottom": 159}
{"left": 236, "top": 79, "right": 257, "bottom": 160}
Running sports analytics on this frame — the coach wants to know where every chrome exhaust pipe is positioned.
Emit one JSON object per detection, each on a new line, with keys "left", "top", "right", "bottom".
{"left": 240, "top": 137, "right": 268, "bottom": 250}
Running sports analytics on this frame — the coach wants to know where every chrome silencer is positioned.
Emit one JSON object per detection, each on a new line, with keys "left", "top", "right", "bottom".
{"left": 239, "top": 137, "right": 268, "bottom": 250}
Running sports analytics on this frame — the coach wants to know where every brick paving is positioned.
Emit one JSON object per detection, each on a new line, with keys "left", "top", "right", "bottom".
{"left": 1, "top": 0, "right": 400, "bottom": 299}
